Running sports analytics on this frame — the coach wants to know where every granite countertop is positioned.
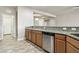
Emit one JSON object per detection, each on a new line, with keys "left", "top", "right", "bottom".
{"left": 26, "top": 27, "right": 79, "bottom": 40}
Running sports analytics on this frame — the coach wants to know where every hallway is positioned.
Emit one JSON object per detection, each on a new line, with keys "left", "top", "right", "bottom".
{"left": 0, "top": 35, "right": 45, "bottom": 53}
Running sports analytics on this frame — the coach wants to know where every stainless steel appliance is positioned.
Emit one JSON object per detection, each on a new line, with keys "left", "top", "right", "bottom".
{"left": 43, "top": 32, "right": 54, "bottom": 53}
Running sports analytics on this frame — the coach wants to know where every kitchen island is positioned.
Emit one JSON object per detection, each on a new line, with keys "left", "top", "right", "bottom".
{"left": 25, "top": 26, "right": 79, "bottom": 53}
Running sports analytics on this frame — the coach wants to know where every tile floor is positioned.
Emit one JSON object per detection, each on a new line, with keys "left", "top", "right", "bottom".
{"left": 0, "top": 35, "right": 45, "bottom": 53}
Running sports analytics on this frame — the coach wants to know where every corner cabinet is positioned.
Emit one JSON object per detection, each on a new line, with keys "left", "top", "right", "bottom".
{"left": 55, "top": 34, "right": 66, "bottom": 53}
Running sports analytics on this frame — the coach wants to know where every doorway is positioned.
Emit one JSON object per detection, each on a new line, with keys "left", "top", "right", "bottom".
{"left": 3, "top": 14, "right": 16, "bottom": 40}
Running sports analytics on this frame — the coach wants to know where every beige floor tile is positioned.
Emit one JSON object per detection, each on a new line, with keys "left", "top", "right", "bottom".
{"left": 0, "top": 35, "right": 45, "bottom": 53}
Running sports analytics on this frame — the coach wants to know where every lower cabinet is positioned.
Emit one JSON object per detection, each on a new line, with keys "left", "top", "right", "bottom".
{"left": 25, "top": 29, "right": 79, "bottom": 53}
{"left": 25, "top": 29, "right": 43, "bottom": 48}
{"left": 25, "top": 29, "right": 29, "bottom": 40}
{"left": 36, "top": 31, "right": 43, "bottom": 48}
{"left": 66, "top": 36, "right": 79, "bottom": 53}
{"left": 28, "top": 30, "right": 32, "bottom": 41}
{"left": 25, "top": 29, "right": 32, "bottom": 41}
{"left": 31, "top": 31, "right": 36, "bottom": 43}
{"left": 55, "top": 39, "right": 66, "bottom": 53}
{"left": 55, "top": 34, "right": 66, "bottom": 53}
{"left": 67, "top": 42, "right": 79, "bottom": 53}
{"left": 55, "top": 34, "right": 79, "bottom": 53}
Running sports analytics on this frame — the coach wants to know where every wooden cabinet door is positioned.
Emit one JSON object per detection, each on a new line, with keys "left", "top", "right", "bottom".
{"left": 31, "top": 31, "right": 36, "bottom": 43}
{"left": 36, "top": 32, "right": 43, "bottom": 48}
{"left": 25, "top": 29, "right": 29, "bottom": 40}
{"left": 55, "top": 34, "right": 66, "bottom": 53}
{"left": 66, "top": 36, "right": 79, "bottom": 53}
{"left": 67, "top": 42, "right": 79, "bottom": 53}
{"left": 28, "top": 30, "right": 32, "bottom": 41}
{"left": 55, "top": 39, "right": 66, "bottom": 53}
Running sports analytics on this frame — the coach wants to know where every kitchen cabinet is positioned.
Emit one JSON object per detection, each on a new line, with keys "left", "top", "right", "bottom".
{"left": 28, "top": 30, "right": 32, "bottom": 41}
{"left": 31, "top": 31, "right": 36, "bottom": 43}
{"left": 55, "top": 34, "right": 66, "bottom": 53}
{"left": 36, "top": 31, "right": 43, "bottom": 48}
{"left": 67, "top": 42, "right": 79, "bottom": 53}
{"left": 26, "top": 29, "right": 43, "bottom": 48}
{"left": 55, "top": 34, "right": 79, "bottom": 53}
{"left": 66, "top": 36, "right": 79, "bottom": 53}
{"left": 25, "top": 29, "right": 79, "bottom": 53}
{"left": 25, "top": 29, "right": 29, "bottom": 40}
{"left": 55, "top": 39, "right": 66, "bottom": 53}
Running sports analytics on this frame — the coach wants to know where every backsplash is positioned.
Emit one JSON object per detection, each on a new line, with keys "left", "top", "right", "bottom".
{"left": 29, "top": 26, "right": 79, "bottom": 32}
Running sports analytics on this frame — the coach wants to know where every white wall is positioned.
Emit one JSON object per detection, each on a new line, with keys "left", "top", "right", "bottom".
{"left": 48, "top": 19, "right": 56, "bottom": 26}
{"left": 17, "top": 7, "right": 34, "bottom": 40}
{"left": 55, "top": 11, "right": 79, "bottom": 26}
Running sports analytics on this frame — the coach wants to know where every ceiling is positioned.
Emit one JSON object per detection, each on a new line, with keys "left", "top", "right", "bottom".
{"left": 29, "top": 6, "right": 79, "bottom": 16}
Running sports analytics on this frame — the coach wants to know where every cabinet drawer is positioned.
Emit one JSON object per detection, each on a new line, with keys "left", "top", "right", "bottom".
{"left": 55, "top": 34, "right": 66, "bottom": 41}
{"left": 67, "top": 36, "right": 79, "bottom": 49}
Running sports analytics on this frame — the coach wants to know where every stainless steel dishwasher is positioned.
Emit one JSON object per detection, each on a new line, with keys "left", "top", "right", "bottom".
{"left": 43, "top": 32, "right": 55, "bottom": 53}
